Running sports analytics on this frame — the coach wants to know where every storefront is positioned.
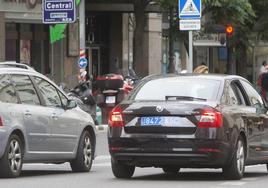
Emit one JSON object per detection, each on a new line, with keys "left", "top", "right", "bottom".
{"left": 0, "top": 0, "right": 79, "bottom": 87}
{"left": 5, "top": 22, "right": 50, "bottom": 74}
{"left": 0, "top": 0, "right": 50, "bottom": 73}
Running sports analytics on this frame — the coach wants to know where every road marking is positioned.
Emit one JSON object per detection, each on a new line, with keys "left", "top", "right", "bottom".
{"left": 220, "top": 182, "right": 246, "bottom": 186}
{"left": 95, "top": 155, "right": 111, "bottom": 160}
{"left": 93, "top": 162, "right": 111, "bottom": 167}
{"left": 242, "top": 177, "right": 258, "bottom": 181}
{"left": 246, "top": 164, "right": 264, "bottom": 168}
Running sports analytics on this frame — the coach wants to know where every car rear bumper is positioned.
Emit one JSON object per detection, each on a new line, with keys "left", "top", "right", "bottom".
{"left": 109, "top": 138, "right": 235, "bottom": 168}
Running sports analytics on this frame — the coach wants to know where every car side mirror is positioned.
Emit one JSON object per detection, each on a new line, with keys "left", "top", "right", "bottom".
{"left": 66, "top": 99, "right": 77, "bottom": 110}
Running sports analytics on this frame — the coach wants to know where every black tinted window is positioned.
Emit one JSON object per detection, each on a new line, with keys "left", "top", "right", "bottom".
{"left": 34, "top": 77, "right": 62, "bottom": 108}
{"left": 226, "top": 85, "right": 240, "bottom": 105}
{"left": 132, "top": 77, "right": 221, "bottom": 101}
{"left": 240, "top": 80, "right": 264, "bottom": 109}
{"left": 12, "top": 75, "right": 40, "bottom": 105}
{"left": 0, "top": 74, "right": 18, "bottom": 103}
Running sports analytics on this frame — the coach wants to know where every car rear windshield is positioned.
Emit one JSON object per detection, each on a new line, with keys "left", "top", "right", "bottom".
{"left": 132, "top": 77, "right": 221, "bottom": 101}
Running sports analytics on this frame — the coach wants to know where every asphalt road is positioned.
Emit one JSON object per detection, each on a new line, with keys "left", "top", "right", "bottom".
{"left": 1, "top": 128, "right": 268, "bottom": 188}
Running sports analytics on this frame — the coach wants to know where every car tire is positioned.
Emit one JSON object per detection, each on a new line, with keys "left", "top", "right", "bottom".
{"left": 70, "top": 131, "right": 94, "bottom": 172}
{"left": 222, "top": 136, "right": 245, "bottom": 180}
{"left": 111, "top": 157, "right": 135, "bottom": 179}
{"left": 0, "top": 134, "right": 23, "bottom": 178}
{"left": 162, "top": 167, "right": 180, "bottom": 174}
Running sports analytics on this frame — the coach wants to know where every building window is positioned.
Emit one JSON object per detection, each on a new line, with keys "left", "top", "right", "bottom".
{"left": 5, "top": 23, "right": 49, "bottom": 75}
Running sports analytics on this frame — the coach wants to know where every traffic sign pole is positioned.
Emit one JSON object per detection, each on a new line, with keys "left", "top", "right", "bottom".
{"left": 188, "top": 31, "right": 193, "bottom": 73}
{"left": 51, "top": 42, "right": 54, "bottom": 79}
{"left": 179, "top": 0, "right": 201, "bottom": 73}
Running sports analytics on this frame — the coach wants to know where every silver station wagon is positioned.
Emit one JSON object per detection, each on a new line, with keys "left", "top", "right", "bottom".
{"left": 0, "top": 62, "right": 96, "bottom": 178}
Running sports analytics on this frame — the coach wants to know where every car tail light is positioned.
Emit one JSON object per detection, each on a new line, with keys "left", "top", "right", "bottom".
{"left": 197, "top": 109, "right": 223, "bottom": 128}
{"left": 109, "top": 106, "right": 124, "bottom": 127}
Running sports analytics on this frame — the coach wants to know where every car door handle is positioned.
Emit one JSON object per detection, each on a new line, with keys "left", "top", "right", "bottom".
{"left": 24, "top": 110, "right": 31, "bottom": 116}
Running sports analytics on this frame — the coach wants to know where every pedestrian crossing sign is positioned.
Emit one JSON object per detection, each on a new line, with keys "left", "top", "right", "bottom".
{"left": 179, "top": 0, "right": 201, "bottom": 19}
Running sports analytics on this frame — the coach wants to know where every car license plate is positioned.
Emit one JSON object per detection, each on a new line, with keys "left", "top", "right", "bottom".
{"left": 106, "top": 96, "right": 116, "bottom": 104}
{"left": 141, "top": 116, "right": 182, "bottom": 126}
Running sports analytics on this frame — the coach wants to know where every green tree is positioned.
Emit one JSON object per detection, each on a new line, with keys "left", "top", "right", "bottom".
{"left": 249, "top": 0, "right": 268, "bottom": 41}
{"left": 203, "top": 0, "right": 256, "bottom": 75}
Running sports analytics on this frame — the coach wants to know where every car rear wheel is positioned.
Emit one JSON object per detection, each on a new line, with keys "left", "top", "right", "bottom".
{"left": 222, "top": 136, "right": 245, "bottom": 180}
{"left": 70, "top": 131, "right": 93, "bottom": 172}
{"left": 162, "top": 167, "right": 180, "bottom": 174}
{"left": 0, "top": 134, "right": 23, "bottom": 178}
{"left": 111, "top": 158, "right": 135, "bottom": 179}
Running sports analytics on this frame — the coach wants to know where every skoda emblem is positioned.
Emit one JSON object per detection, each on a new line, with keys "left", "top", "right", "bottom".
{"left": 156, "top": 106, "right": 163, "bottom": 113}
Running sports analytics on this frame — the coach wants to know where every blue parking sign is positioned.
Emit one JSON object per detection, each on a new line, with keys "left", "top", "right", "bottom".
{"left": 43, "top": 0, "right": 76, "bottom": 24}
{"left": 179, "top": 0, "right": 201, "bottom": 19}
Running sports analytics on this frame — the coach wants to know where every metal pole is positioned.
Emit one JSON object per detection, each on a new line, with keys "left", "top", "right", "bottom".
{"left": 128, "top": 14, "right": 130, "bottom": 69}
{"left": 79, "top": 0, "right": 85, "bottom": 50}
{"left": 166, "top": 36, "right": 168, "bottom": 74}
{"left": 188, "top": 31, "right": 193, "bottom": 73}
{"left": 51, "top": 42, "right": 54, "bottom": 80}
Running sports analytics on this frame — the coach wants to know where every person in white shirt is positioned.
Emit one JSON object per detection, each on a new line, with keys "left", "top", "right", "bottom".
{"left": 260, "top": 61, "right": 268, "bottom": 75}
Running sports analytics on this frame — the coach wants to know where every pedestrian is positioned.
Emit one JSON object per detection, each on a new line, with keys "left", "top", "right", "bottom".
{"left": 257, "top": 61, "right": 268, "bottom": 101}
{"left": 260, "top": 72, "right": 268, "bottom": 101}
{"left": 193, "top": 63, "right": 209, "bottom": 73}
{"left": 259, "top": 61, "right": 268, "bottom": 75}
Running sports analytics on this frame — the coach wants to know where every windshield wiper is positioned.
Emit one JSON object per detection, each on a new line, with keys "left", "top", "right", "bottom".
{"left": 165, "top": 96, "right": 207, "bottom": 101}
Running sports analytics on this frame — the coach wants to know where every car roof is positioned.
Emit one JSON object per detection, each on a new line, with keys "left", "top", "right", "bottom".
{"left": 0, "top": 61, "right": 51, "bottom": 82}
{"left": 0, "top": 61, "right": 35, "bottom": 70}
{"left": 142, "top": 73, "right": 247, "bottom": 82}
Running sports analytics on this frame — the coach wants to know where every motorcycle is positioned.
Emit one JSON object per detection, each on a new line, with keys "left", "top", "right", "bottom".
{"left": 65, "top": 81, "right": 99, "bottom": 125}
{"left": 93, "top": 73, "right": 136, "bottom": 124}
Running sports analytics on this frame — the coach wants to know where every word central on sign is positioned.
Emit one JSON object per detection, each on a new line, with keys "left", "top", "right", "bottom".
{"left": 43, "top": 0, "right": 76, "bottom": 24}
{"left": 45, "top": 1, "right": 73, "bottom": 11}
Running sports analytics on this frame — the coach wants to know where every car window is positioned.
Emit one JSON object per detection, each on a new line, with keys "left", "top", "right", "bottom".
{"left": 0, "top": 74, "right": 18, "bottom": 104}
{"left": 240, "top": 80, "right": 264, "bottom": 110}
{"left": 58, "top": 91, "right": 68, "bottom": 107}
{"left": 33, "top": 77, "right": 62, "bottom": 108}
{"left": 232, "top": 82, "right": 247, "bottom": 105}
{"left": 225, "top": 84, "right": 240, "bottom": 105}
{"left": 132, "top": 77, "right": 221, "bottom": 101}
{"left": 11, "top": 75, "right": 40, "bottom": 105}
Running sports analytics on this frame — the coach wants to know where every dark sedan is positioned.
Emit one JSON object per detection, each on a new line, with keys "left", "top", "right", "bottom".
{"left": 108, "top": 74, "right": 268, "bottom": 180}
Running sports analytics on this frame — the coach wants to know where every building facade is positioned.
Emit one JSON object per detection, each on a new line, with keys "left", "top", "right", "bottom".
{"left": 0, "top": 0, "right": 163, "bottom": 88}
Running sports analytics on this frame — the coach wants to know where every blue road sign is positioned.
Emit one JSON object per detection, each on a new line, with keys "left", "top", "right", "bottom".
{"left": 78, "top": 57, "right": 88, "bottom": 69}
{"left": 43, "top": 0, "right": 76, "bottom": 24}
{"left": 179, "top": 0, "right": 201, "bottom": 19}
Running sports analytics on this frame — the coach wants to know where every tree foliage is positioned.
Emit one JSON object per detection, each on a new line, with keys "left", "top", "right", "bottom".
{"left": 203, "top": 0, "right": 255, "bottom": 25}
{"left": 250, "top": 0, "right": 268, "bottom": 40}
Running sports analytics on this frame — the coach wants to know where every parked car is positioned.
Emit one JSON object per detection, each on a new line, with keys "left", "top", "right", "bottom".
{"left": 0, "top": 62, "right": 96, "bottom": 178}
{"left": 108, "top": 74, "right": 268, "bottom": 180}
